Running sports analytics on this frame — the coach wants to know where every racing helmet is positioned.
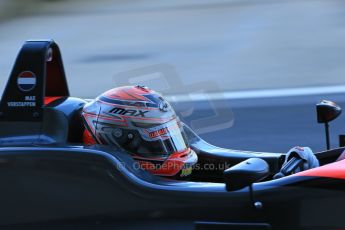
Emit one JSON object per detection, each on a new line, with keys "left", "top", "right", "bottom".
{"left": 82, "top": 85, "right": 198, "bottom": 178}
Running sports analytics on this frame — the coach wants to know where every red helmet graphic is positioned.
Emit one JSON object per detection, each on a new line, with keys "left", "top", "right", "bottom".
{"left": 82, "top": 85, "right": 198, "bottom": 178}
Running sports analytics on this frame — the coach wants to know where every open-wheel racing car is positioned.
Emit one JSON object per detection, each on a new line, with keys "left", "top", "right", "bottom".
{"left": 1, "top": 40, "right": 345, "bottom": 230}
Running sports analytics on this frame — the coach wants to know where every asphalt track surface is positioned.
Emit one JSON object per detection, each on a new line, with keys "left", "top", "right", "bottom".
{"left": 177, "top": 93, "right": 345, "bottom": 153}
{"left": 1, "top": 0, "right": 345, "bottom": 97}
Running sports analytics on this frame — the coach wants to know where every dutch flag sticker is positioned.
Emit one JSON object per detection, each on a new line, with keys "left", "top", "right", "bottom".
{"left": 17, "top": 71, "right": 36, "bottom": 92}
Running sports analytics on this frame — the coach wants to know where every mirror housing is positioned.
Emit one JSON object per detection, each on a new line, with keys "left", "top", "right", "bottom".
{"left": 224, "top": 158, "right": 270, "bottom": 191}
{"left": 316, "top": 100, "right": 342, "bottom": 124}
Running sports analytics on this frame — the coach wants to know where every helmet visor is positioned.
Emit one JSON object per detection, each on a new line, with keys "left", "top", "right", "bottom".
{"left": 112, "top": 118, "right": 189, "bottom": 158}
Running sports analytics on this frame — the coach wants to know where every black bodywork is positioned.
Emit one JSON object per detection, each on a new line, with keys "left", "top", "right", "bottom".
{"left": 0, "top": 40, "right": 344, "bottom": 229}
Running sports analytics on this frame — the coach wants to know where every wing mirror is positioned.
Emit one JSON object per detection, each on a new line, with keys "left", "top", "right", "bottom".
{"left": 224, "top": 158, "right": 270, "bottom": 191}
{"left": 316, "top": 100, "right": 342, "bottom": 150}
{"left": 317, "top": 100, "right": 341, "bottom": 124}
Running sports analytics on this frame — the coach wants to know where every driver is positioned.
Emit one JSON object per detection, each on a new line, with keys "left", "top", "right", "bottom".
{"left": 81, "top": 85, "right": 198, "bottom": 178}
{"left": 81, "top": 85, "right": 321, "bottom": 180}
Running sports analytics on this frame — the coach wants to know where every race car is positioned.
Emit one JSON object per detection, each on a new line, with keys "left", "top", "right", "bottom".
{"left": 0, "top": 40, "right": 345, "bottom": 229}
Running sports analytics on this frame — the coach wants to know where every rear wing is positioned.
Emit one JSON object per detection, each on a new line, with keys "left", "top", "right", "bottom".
{"left": 0, "top": 39, "right": 69, "bottom": 122}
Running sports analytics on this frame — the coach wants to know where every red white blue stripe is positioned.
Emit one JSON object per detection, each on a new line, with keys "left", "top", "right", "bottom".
{"left": 17, "top": 71, "right": 36, "bottom": 92}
